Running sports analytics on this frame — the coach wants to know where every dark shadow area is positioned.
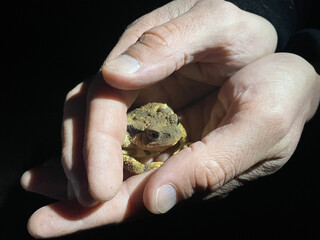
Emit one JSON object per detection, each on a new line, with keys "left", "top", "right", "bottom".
{"left": 1, "top": 1, "right": 319, "bottom": 239}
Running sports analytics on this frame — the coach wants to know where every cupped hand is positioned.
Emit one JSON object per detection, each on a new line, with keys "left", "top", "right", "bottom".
{"left": 23, "top": 0, "right": 278, "bottom": 207}
{"left": 23, "top": 53, "right": 320, "bottom": 238}
{"left": 20, "top": 0, "right": 320, "bottom": 238}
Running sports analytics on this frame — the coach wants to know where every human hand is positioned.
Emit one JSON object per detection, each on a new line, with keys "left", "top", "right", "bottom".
{"left": 49, "top": 0, "right": 279, "bottom": 206}
{"left": 23, "top": 52, "right": 320, "bottom": 238}
{"left": 22, "top": 0, "right": 320, "bottom": 238}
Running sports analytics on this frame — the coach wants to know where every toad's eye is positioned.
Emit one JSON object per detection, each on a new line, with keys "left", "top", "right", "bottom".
{"left": 147, "top": 130, "right": 160, "bottom": 140}
{"left": 177, "top": 118, "right": 180, "bottom": 125}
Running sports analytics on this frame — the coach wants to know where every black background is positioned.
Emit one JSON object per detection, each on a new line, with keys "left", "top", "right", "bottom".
{"left": 1, "top": 1, "right": 319, "bottom": 239}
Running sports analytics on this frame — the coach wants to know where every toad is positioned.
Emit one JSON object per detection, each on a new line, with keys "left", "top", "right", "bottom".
{"left": 122, "top": 102, "right": 189, "bottom": 174}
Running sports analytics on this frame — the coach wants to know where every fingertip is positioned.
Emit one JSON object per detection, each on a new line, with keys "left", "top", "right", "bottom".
{"left": 101, "top": 48, "right": 174, "bottom": 90}
{"left": 155, "top": 184, "right": 178, "bottom": 214}
{"left": 76, "top": 192, "right": 99, "bottom": 208}
{"left": 70, "top": 176, "right": 117, "bottom": 207}
{"left": 104, "top": 54, "right": 141, "bottom": 75}
{"left": 143, "top": 160, "right": 183, "bottom": 214}
{"left": 144, "top": 182, "right": 179, "bottom": 214}
{"left": 20, "top": 170, "right": 31, "bottom": 190}
{"left": 87, "top": 174, "right": 123, "bottom": 204}
{"left": 20, "top": 162, "right": 68, "bottom": 200}
{"left": 27, "top": 202, "right": 96, "bottom": 238}
{"left": 27, "top": 207, "right": 51, "bottom": 239}
{"left": 84, "top": 147, "right": 124, "bottom": 204}
{"left": 101, "top": 55, "right": 142, "bottom": 90}
{"left": 143, "top": 147, "right": 200, "bottom": 214}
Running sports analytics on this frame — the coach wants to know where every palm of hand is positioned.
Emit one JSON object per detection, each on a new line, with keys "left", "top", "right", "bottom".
{"left": 136, "top": 56, "right": 311, "bottom": 197}
{"left": 136, "top": 76, "right": 215, "bottom": 136}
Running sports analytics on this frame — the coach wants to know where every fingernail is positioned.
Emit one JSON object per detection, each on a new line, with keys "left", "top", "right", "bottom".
{"left": 156, "top": 184, "right": 177, "bottom": 213}
{"left": 104, "top": 54, "right": 140, "bottom": 74}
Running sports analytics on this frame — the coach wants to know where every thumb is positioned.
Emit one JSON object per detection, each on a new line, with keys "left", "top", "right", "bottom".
{"left": 142, "top": 109, "right": 281, "bottom": 214}
{"left": 102, "top": 13, "right": 199, "bottom": 89}
{"left": 102, "top": 1, "right": 256, "bottom": 90}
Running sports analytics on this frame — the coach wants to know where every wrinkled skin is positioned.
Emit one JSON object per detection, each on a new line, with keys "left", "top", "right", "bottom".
{"left": 21, "top": 0, "right": 320, "bottom": 238}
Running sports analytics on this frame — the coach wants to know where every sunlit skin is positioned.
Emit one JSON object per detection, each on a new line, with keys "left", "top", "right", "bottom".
{"left": 21, "top": 0, "right": 320, "bottom": 238}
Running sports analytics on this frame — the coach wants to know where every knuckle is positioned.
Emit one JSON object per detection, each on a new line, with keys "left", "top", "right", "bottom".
{"left": 138, "top": 22, "right": 181, "bottom": 49}
{"left": 219, "top": 1, "right": 240, "bottom": 15}
{"left": 214, "top": 1, "right": 241, "bottom": 25}
{"left": 189, "top": 141, "right": 236, "bottom": 192}
{"left": 138, "top": 30, "right": 168, "bottom": 48}
{"left": 195, "top": 159, "right": 226, "bottom": 191}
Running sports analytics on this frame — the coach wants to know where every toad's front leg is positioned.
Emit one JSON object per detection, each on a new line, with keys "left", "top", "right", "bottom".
{"left": 123, "top": 151, "right": 163, "bottom": 174}
{"left": 173, "top": 123, "right": 190, "bottom": 154}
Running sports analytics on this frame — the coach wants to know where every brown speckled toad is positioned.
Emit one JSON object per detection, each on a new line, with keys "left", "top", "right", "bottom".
{"left": 122, "top": 102, "right": 188, "bottom": 174}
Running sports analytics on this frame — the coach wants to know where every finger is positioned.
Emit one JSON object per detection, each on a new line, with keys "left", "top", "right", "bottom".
{"left": 27, "top": 171, "right": 154, "bottom": 239}
{"left": 102, "top": 1, "right": 276, "bottom": 90}
{"left": 83, "top": 73, "right": 137, "bottom": 202}
{"left": 21, "top": 157, "right": 68, "bottom": 200}
{"left": 143, "top": 117, "right": 267, "bottom": 214}
{"left": 61, "top": 81, "right": 96, "bottom": 206}
{"left": 105, "top": 0, "right": 198, "bottom": 60}
{"left": 102, "top": 0, "right": 225, "bottom": 89}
